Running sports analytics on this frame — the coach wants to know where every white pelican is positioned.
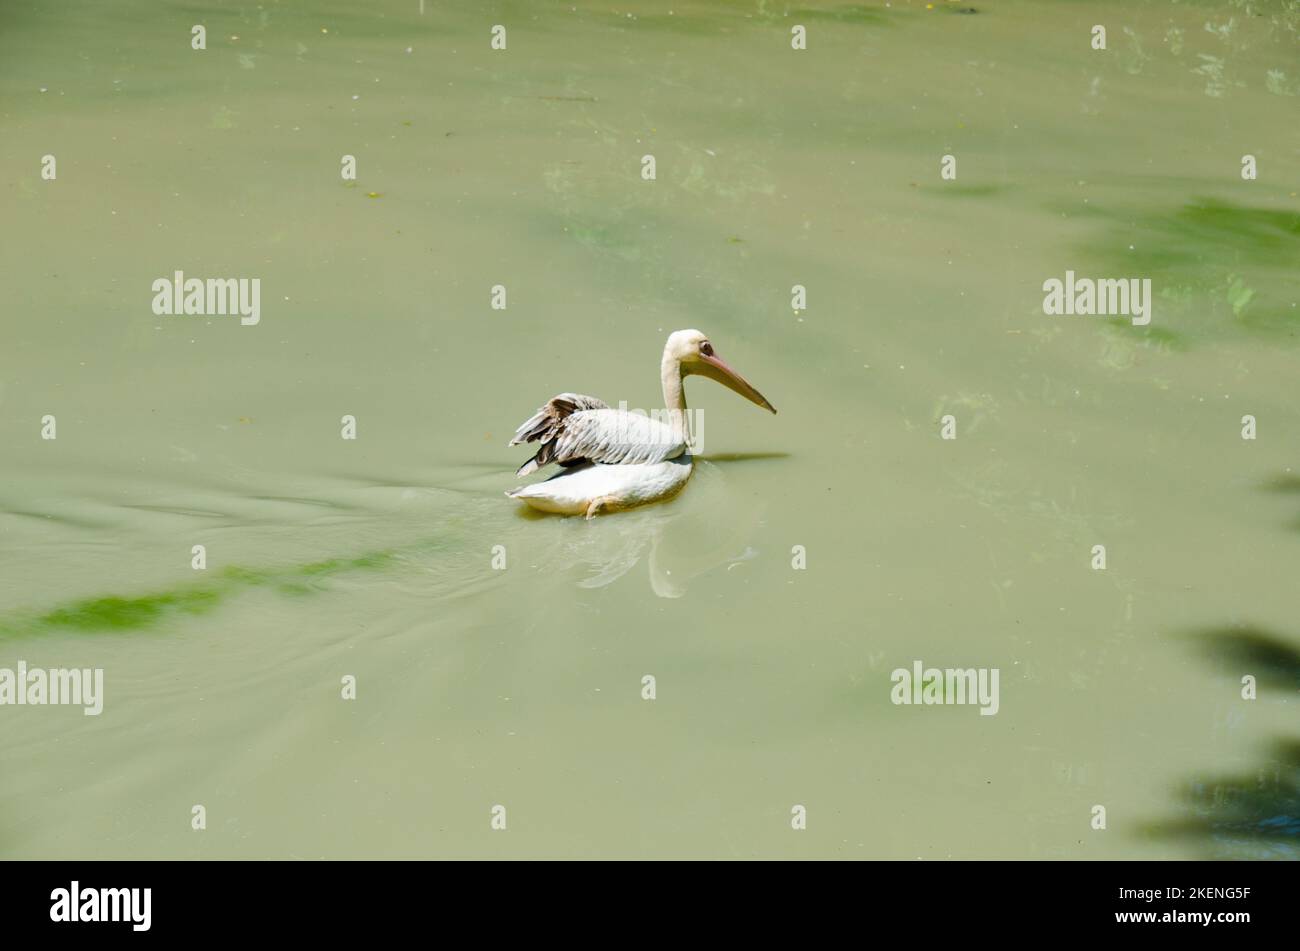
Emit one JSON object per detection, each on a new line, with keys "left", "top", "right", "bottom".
{"left": 507, "top": 329, "right": 776, "bottom": 518}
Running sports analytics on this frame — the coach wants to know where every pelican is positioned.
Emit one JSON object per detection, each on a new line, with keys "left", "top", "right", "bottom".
{"left": 506, "top": 330, "right": 776, "bottom": 518}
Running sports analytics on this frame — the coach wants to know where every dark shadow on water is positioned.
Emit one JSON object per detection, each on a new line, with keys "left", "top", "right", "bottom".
{"left": 632, "top": 3, "right": 893, "bottom": 33}
{"left": 781, "top": 5, "right": 891, "bottom": 25}
{"left": 1192, "top": 625, "right": 1300, "bottom": 692}
{"left": 699, "top": 452, "right": 791, "bottom": 463}
{"left": 1263, "top": 474, "right": 1300, "bottom": 494}
{"left": 918, "top": 183, "right": 1009, "bottom": 199}
{"left": 1262, "top": 473, "right": 1300, "bottom": 531}
{"left": 1143, "top": 624, "right": 1300, "bottom": 859}
{"left": 511, "top": 504, "right": 552, "bottom": 521}
{"left": 1142, "top": 737, "right": 1300, "bottom": 860}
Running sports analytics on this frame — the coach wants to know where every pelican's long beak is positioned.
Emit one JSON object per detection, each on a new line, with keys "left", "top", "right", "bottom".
{"left": 695, "top": 351, "right": 777, "bottom": 414}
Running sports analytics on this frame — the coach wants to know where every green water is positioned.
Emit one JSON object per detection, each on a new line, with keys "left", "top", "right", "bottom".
{"left": 1, "top": 0, "right": 1297, "bottom": 859}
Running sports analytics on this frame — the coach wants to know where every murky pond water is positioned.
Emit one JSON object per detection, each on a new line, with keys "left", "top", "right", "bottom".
{"left": 1, "top": 0, "right": 1297, "bottom": 859}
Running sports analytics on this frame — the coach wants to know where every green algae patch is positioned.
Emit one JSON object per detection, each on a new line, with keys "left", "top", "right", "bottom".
{"left": 0, "top": 546, "right": 403, "bottom": 639}
{"left": 1074, "top": 198, "right": 1300, "bottom": 347}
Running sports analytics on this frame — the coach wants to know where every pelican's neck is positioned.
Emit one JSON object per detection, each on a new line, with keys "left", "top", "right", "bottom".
{"left": 660, "top": 349, "right": 689, "bottom": 441}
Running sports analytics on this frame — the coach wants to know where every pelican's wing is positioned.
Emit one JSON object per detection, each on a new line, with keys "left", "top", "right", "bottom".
{"left": 511, "top": 393, "right": 609, "bottom": 445}
{"left": 510, "top": 395, "right": 684, "bottom": 477}
{"left": 510, "top": 393, "right": 609, "bottom": 477}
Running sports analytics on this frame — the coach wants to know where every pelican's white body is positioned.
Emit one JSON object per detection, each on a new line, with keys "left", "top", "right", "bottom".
{"left": 509, "top": 456, "right": 694, "bottom": 515}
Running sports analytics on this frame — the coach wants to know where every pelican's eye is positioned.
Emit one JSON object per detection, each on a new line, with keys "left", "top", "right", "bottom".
{"left": 699, "top": 341, "right": 714, "bottom": 357}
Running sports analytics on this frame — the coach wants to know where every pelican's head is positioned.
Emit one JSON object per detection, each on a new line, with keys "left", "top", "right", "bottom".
{"left": 664, "top": 329, "right": 777, "bottom": 414}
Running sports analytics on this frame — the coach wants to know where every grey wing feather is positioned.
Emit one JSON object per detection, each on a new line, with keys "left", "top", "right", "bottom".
{"left": 510, "top": 393, "right": 610, "bottom": 477}
{"left": 549, "top": 413, "right": 682, "bottom": 467}
{"left": 510, "top": 393, "right": 683, "bottom": 477}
